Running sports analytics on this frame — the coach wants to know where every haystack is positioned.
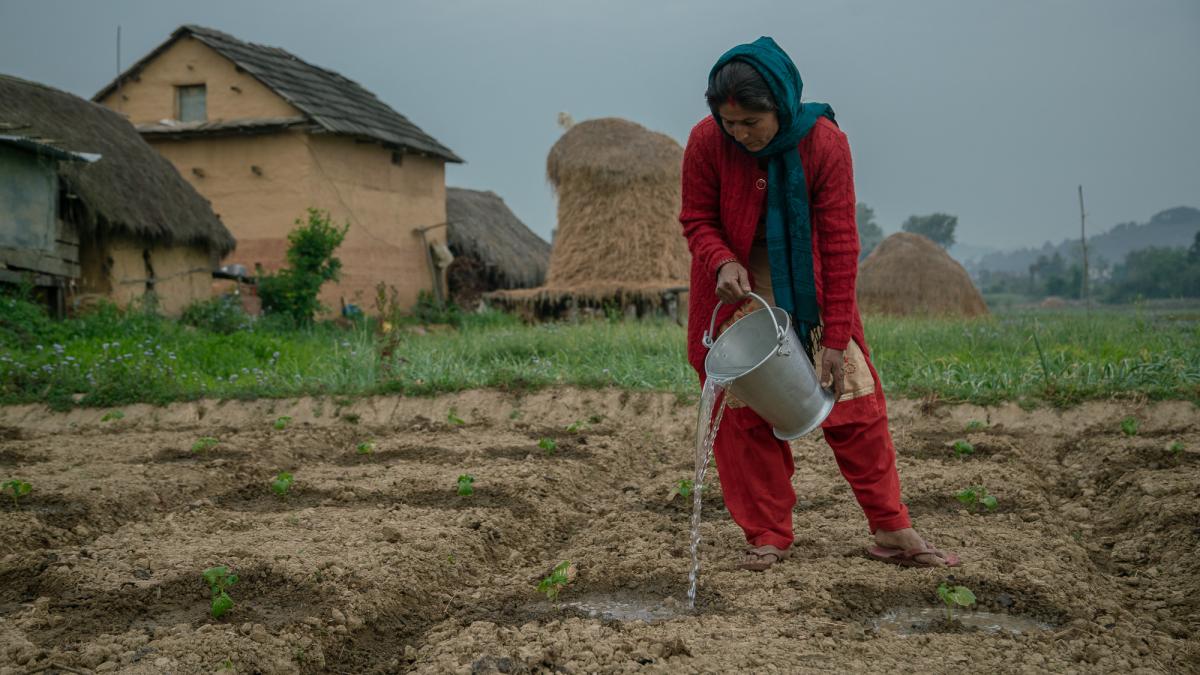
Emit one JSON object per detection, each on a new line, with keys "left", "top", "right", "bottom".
{"left": 445, "top": 187, "right": 549, "bottom": 306}
{"left": 857, "top": 232, "right": 988, "bottom": 317}
{"left": 490, "top": 117, "right": 690, "bottom": 318}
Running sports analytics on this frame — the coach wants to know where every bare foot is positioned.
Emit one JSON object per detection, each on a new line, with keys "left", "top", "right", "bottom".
{"left": 873, "top": 527, "right": 949, "bottom": 567}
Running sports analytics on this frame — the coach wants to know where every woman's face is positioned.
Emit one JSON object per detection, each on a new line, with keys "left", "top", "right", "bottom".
{"left": 717, "top": 101, "right": 779, "bottom": 152}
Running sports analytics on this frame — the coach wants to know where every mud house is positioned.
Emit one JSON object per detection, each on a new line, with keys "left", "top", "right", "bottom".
{"left": 94, "top": 25, "right": 463, "bottom": 313}
{"left": 0, "top": 75, "right": 235, "bottom": 316}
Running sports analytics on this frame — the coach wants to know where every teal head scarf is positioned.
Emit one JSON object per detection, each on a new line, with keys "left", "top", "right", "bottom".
{"left": 709, "top": 36, "right": 835, "bottom": 358}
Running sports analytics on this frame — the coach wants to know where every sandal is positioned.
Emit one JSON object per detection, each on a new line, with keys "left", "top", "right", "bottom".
{"left": 866, "top": 542, "right": 961, "bottom": 568}
{"left": 738, "top": 545, "right": 789, "bottom": 571}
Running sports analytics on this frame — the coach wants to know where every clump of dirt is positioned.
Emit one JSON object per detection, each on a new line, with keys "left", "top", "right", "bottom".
{"left": 0, "top": 390, "right": 1196, "bottom": 673}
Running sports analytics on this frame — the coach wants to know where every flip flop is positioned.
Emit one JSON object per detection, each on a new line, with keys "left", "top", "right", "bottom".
{"left": 738, "top": 545, "right": 789, "bottom": 571}
{"left": 866, "top": 543, "right": 961, "bottom": 568}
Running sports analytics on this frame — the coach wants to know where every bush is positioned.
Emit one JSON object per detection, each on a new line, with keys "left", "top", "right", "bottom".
{"left": 181, "top": 296, "right": 252, "bottom": 334}
{"left": 413, "top": 290, "right": 462, "bottom": 327}
{"left": 258, "top": 208, "right": 349, "bottom": 324}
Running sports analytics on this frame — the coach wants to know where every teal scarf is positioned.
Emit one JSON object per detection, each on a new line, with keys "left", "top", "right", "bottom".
{"left": 709, "top": 36, "right": 835, "bottom": 358}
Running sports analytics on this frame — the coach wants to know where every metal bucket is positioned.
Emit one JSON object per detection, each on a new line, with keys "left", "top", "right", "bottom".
{"left": 702, "top": 293, "right": 835, "bottom": 440}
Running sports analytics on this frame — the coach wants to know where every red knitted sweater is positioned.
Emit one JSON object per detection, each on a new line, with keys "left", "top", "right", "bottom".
{"left": 680, "top": 115, "right": 867, "bottom": 377}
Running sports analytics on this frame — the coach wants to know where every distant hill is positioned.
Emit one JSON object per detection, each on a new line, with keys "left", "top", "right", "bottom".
{"left": 966, "top": 206, "right": 1200, "bottom": 275}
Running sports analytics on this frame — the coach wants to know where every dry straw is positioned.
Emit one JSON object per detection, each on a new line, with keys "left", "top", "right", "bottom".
{"left": 857, "top": 232, "right": 989, "bottom": 317}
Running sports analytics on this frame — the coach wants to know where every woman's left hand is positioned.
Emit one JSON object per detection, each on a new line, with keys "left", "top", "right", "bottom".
{"left": 819, "top": 348, "right": 845, "bottom": 399}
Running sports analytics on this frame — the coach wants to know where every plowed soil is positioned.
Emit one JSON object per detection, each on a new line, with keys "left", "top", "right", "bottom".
{"left": 0, "top": 390, "right": 1197, "bottom": 674}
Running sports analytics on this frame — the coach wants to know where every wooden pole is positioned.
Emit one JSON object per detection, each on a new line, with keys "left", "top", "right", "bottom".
{"left": 1078, "top": 185, "right": 1090, "bottom": 312}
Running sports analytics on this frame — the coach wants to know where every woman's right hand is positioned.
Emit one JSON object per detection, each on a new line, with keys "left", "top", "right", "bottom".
{"left": 716, "top": 261, "right": 752, "bottom": 303}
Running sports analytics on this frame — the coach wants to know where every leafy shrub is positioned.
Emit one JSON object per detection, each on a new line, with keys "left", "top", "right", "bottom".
{"left": 181, "top": 296, "right": 251, "bottom": 334}
{"left": 413, "top": 290, "right": 462, "bottom": 327}
{"left": 258, "top": 208, "right": 349, "bottom": 324}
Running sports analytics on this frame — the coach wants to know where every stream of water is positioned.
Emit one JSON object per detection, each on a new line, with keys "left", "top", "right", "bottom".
{"left": 687, "top": 377, "right": 729, "bottom": 609}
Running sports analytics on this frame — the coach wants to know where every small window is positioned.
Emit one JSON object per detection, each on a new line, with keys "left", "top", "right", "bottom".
{"left": 177, "top": 84, "right": 206, "bottom": 122}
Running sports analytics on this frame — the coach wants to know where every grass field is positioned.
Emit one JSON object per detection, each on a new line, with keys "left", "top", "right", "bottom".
{"left": 1, "top": 295, "right": 1197, "bottom": 408}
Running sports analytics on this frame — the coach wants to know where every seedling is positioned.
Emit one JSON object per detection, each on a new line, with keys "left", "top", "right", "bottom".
{"left": 3, "top": 478, "right": 31, "bottom": 508}
{"left": 587, "top": 414, "right": 605, "bottom": 425}
{"left": 669, "top": 478, "right": 700, "bottom": 500}
{"left": 101, "top": 410, "right": 125, "bottom": 422}
{"left": 456, "top": 474, "right": 475, "bottom": 496}
{"left": 270, "top": 471, "right": 294, "bottom": 498}
{"left": 356, "top": 441, "right": 375, "bottom": 456}
{"left": 952, "top": 440, "right": 975, "bottom": 458}
{"left": 273, "top": 416, "right": 292, "bottom": 431}
{"left": 202, "top": 565, "right": 239, "bottom": 619}
{"left": 965, "top": 420, "right": 986, "bottom": 432}
{"left": 537, "top": 560, "right": 574, "bottom": 602}
{"left": 508, "top": 409, "right": 524, "bottom": 421}
{"left": 1120, "top": 417, "right": 1139, "bottom": 437}
{"left": 936, "top": 582, "right": 976, "bottom": 622}
{"left": 566, "top": 420, "right": 588, "bottom": 434}
{"left": 538, "top": 437, "right": 558, "bottom": 454}
{"left": 447, "top": 408, "right": 466, "bottom": 426}
{"left": 955, "top": 485, "right": 998, "bottom": 511}
{"left": 192, "top": 437, "right": 219, "bottom": 453}
{"left": 1169, "top": 441, "right": 1185, "bottom": 456}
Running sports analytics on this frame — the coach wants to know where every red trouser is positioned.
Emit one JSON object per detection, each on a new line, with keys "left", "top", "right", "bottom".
{"left": 711, "top": 356, "right": 911, "bottom": 550}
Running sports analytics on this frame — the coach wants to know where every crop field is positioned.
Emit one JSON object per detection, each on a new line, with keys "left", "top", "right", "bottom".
{"left": 1, "top": 385, "right": 1197, "bottom": 673}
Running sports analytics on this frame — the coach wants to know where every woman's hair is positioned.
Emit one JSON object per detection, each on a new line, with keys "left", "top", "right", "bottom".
{"left": 705, "top": 60, "right": 777, "bottom": 113}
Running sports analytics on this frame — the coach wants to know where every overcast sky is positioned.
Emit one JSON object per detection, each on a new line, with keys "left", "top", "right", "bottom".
{"left": 2, "top": 0, "right": 1197, "bottom": 250}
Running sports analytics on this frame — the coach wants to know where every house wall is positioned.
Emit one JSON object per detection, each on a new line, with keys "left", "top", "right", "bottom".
{"left": 78, "top": 234, "right": 212, "bottom": 316}
{"left": 145, "top": 131, "right": 444, "bottom": 312}
{"left": 98, "top": 36, "right": 300, "bottom": 123}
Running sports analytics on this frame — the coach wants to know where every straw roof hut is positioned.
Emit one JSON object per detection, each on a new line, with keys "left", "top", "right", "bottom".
{"left": 445, "top": 187, "right": 549, "bottom": 306}
{"left": 491, "top": 117, "right": 689, "bottom": 318}
{"left": 857, "top": 232, "right": 988, "bottom": 317}
{"left": 0, "top": 74, "right": 234, "bottom": 315}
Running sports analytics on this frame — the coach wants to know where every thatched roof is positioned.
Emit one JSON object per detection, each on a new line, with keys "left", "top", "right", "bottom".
{"left": 0, "top": 74, "right": 235, "bottom": 255}
{"left": 94, "top": 25, "right": 461, "bottom": 163}
{"left": 494, "top": 117, "right": 688, "bottom": 307}
{"left": 446, "top": 187, "right": 549, "bottom": 289}
{"left": 857, "top": 232, "right": 988, "bottom": 317}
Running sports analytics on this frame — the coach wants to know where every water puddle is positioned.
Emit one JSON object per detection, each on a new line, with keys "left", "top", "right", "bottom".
{"left": 562, "top": 593, "right": 684, "bottom": 624}
{"left": 872, "top": 607, "right": 1053, "bottom": 635}
{"left": 688, "top": 378, "right": 729, "bottom": 608}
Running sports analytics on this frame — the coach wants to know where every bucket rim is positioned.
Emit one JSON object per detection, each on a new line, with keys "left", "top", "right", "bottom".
{"left": 703, "top": 305, "right": 792, "bottom": 383}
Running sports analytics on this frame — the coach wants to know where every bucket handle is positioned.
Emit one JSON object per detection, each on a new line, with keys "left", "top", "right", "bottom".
{"left": 702, "top": 291, "right": 786, "bottom": 349}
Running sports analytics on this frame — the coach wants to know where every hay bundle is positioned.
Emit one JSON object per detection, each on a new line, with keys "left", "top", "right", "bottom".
{"left": 446, "top": 187, "right": 549, "bottom": 306}
{"left": 519, "top": 118, "right": 689, "bottom": 301}
{"left": 857, "top": 232, "right": 988, "bottom": 317}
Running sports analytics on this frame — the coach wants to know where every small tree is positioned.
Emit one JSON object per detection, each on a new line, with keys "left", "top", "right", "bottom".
{"left": 902, "top": 213, "right": 958, "bottom": 249}
{"left": 258, "top": 208, "right": 349, "bottom": 324}
{"left": 856, "top": 202, "right": 884, "bottom": 260}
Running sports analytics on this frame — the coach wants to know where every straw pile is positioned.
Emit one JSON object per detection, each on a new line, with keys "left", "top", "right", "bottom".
{"left": 445, "top": 187, "right": 549, "bottom": 306}
{"left": 492, "top": 117, "right": 689, "bottom": 311}
{"left": 857, "top": 232, "right": 988, "bottom": 317}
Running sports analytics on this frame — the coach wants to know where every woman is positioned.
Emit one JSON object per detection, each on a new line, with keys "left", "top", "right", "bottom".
{"left": 680, "top": 37, "right": 959, "bottom": 571}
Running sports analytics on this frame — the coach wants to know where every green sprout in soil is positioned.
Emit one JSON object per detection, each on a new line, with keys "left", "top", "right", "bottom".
{"left": 587, "top": 414, "right": 605, "bottom": 425}
{"left": 356, "top": 441, "right": 375, "bottom": 456}
{"left": 3, "top": 478, "right": 32, "bottom": 508}
{"left": 1169, "top": 441, "right": 1185, "bottom": 456}
{"left": 447, "top": 408, "right": 466, "bottom": 426}
{"left": 538, "top": 437, "right": 558, "bottom": 454}
{"left": 537, "top": 560, "right": 574, "bottom": 602}
{"left": 509, "top": 409, "right": 524, "bottom": 421}
{"left": 965, "top": 420, "right": 986, "bottom": 432}
{"left": 566, "top": 420, "right": 588, "bottom": 433}
{"left": 936, "top": 582, "right": 976, "bottom": 622}
{"left": 1121, "top": 417, "right": 1139, "bottom": 437}
{"left": 952, "top": 440, "right": 975, "bottom": 457}
{"left": 456, "top": 474, "right": 475, "bottom": 496}
{"left": 202, "top": 565, "right": 239, "bottom": 619}
{"left": 955, "top": 485, "right": 998, "bottom": 512}
{"left": 273, "top": 416, "right": 293, "bottom": 431}
{"left": 192, "top": 437, "right": 219, "bottom": 453}
{"left": 270, "top": 471, "right": 294, "bottom": 498}
{"left": 101, "top": 410, "right": 125, "bottom": 422}
{"left": 669, "top": 478, "right": 700, "bottom": 500}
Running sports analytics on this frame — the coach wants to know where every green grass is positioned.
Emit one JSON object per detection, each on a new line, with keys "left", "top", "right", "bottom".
{"left": 0, "top": 294, "right": 1196, "bottom": 409}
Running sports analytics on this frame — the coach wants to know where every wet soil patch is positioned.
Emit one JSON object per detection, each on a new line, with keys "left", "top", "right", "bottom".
{"left": 827, "top": 578, "right": 1068, "bottom": 630}
{"left": 905, "top": 493, "right": 1024, "bottom": 518}
{"left": 214, "top": 484, "right": 384, "bottom": 513}
{"left": 320, "top": 597, "right": 446, "bottom": 675}
{"left": 23, "top": 564, "right": 329, "bottom": 649}
{"left": 150, "top": 446, "right": 250, "bottom": 463}
{"left": 0, "top": 447, "right": 43, "bottom": 465}
{"left": 398, "top": 488, "right": 536, "bottom": 517}
{"left": 0, "top": 553, "right": 62, "bottom": 613}
{"left": 483, "top": 442, "right": 594, "bottom": 462}
{"left": 331, "top": 445, "right": 465, "bottom": 466}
